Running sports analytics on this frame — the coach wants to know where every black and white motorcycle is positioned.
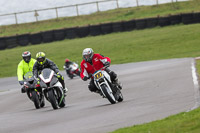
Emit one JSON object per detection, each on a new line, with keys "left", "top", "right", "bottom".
{"left": 39, "top": 68, "right": 66, "bottom": 109}
{"left": 23, "top": 72, "right": 45, "bottom": 109}
{"left": 92, "top": 67, "right": 123, "bottom": 104}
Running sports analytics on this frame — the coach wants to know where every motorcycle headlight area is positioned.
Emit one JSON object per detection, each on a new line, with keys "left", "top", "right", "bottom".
{"left": 97, "top": 78, "right": 104, "bottom": 83}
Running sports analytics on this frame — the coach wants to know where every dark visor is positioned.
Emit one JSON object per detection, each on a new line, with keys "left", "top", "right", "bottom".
{"left": 37, "top": 57, "right": 44, "bottom": 62}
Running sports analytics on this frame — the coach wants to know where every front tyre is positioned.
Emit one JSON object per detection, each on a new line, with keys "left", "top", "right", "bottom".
{"left": 101, "top": 84, "right": 116, "bottom": 104}
{"left": 31, "top": 91, "right": 40, "bottom": 109}
{"left": 48, "top": 89, "right": 58, "bottom": 109}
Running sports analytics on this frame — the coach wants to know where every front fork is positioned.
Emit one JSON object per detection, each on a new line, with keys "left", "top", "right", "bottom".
{"left": 96, "top": 79, "right": 113, "bottom": 97}
{"left": 43, "top": 87, "right": 63, "bottom": 102}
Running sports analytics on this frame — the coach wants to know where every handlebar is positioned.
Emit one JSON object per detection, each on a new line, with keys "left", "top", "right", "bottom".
{"left": 88, "top": 66, "right": 109, "bottom": 79}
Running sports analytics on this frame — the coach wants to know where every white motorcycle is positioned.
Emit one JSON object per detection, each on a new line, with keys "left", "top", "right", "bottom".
{"left": 92, "top": 67, "right": 123, "bottom": 104}
{"left": 63, "top": 62, "right": 80, "bottom": 79}
{"left": 39, "top": 68, "right": 66, "bottom": 109}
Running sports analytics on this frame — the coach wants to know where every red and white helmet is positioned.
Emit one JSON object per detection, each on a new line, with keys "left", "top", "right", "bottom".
{"left": 22, "top": 51, "right": 31, "bottom": 63}
{"left": 82, "top": 48, "right": 94, "bottom": 62}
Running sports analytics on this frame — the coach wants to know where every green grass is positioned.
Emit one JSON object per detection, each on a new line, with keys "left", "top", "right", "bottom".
{"left": 111, "top": 108, "right": 200, "bottom": 133}
{"left": 196, "top": 60, "right": 200, "bottom": 76}
{"left": 0, "top": 0, "right": 200, "bottom": 37}
{"left": 0, "top": 23, "right": 200, "bottom": 78}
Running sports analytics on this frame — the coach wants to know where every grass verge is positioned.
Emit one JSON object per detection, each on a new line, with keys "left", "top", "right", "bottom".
{"left": 111, "top": 108, "right": 200, "bottom": 133}
{"left": 0, "top": 23, "right": 200, "bottom": 78}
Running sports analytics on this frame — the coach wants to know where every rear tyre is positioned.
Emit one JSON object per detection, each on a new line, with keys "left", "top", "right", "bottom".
{"left": 69, "top": 74, "right": 73, "bottom": 79}
{"left": 31, "top": 91, "right": 40, "bottom": 109}
{"left": 48, "top": 89, "right": 58, "bottom": 109}
{"left": 59, "top": 96, "right": 65, "bottom": 108}
{"left": 101, "top": 84, "right": 116, "bottom": 104}
{"left": 40, "top": 94, "right": 45, "bottom": 107}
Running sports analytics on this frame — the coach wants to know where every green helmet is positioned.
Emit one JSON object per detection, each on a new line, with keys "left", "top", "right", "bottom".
{"left": 36, "top": 52, "right": 46, "bottom": 65}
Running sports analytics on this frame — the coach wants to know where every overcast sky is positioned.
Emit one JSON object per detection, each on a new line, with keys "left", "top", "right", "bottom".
{"left": 0, "top": 0, "right": 187, "bottom": 15}
{"left": 0, "top": 0, "right": 187, "bottom": 25}
{"left": 0, "top": 0, "right": 105, "bottom": 14}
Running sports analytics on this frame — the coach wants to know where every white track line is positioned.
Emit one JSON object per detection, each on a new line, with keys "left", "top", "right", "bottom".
{"left": 188, "top": 59, "right": 200, "bottom": 111}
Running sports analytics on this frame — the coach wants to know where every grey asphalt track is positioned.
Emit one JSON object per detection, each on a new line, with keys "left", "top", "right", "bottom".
{"left": 0, "top": 58, "right": 199, "bottom": 133}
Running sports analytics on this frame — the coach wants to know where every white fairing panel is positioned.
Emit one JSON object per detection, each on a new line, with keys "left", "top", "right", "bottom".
{"left": 54, "top": 81, "right": 62, "bottom": 88}
{"left": 70, "top": 63, "right": 78, "bottom": 71}
{"left": 102, "top": 71, "right": 111, "bottom": 83}
{"left": 39, "top": 70, "right": 54, "bottom": 83}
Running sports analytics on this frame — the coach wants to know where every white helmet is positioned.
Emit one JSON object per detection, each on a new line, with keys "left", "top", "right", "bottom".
{"left": 82, "top": 48, "right": 94, "bottom": 62}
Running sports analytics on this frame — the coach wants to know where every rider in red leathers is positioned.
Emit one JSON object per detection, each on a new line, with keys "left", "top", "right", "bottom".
{"left": 80, "top": 48, "right": 122, "bottom": 95}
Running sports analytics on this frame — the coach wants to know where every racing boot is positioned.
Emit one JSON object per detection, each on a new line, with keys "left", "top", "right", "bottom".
{"left": 58, "top": 75, "right": 68, "bottom": 96}
{"left": 113, "top": 78, "right": 122, "bottom": 90}
{"left": 40, "top": 93, "right": 45, "bottom": 108}
{"left": 60, "top": 79, "right": 68, "bottom": 96}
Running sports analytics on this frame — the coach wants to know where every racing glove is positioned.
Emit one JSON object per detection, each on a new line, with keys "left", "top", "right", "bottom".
{"left": 57, "top": 72, "right": 64, "bottom": 80}
{"left": 36, "top": 78, "right": 40, "bottom": 85}
{"left": 57, "top": 72, "right": 61, "bottom": 78}
{"left": 83, "top": 76, "right": 88, "bottom": 81}
{"left": 19, "top": 81, "right": 24, "bottom": 85}
{"left": 104, "top": 61, "right": 110, "bottom": 67}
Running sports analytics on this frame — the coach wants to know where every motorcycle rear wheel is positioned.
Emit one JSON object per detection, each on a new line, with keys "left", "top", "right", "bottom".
{"left": 117, "top": 89, "right": 123, "bottom": 102}
{"left": 58, "top": 89, "right": 65, "bottom": 108}
{"left": 40, "top": 95, "right": 45, "bottom": 107}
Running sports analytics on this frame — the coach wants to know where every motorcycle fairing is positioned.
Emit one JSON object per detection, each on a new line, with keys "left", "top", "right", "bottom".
{"left": 39, "top": 69, "right": 54, "bottom": 83}
{"left": 93, "top": 70, "right": 113, "bottom": 97}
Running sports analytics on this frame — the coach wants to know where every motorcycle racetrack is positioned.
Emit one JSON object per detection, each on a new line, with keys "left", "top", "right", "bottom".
{"left": 0, "top": 58, "right": 199, "bottom": 133}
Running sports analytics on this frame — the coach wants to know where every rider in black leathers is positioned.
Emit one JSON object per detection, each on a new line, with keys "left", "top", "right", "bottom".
{"left": 33, "top": 52, "right": 67, "bottom": 94}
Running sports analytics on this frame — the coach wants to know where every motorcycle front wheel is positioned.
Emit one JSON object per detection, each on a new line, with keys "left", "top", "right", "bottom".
{"left": 101, "top": 84, "right": 116, "bottom": 104}
{"left": 31, "top": 91, "right": 40, "bottom": 109}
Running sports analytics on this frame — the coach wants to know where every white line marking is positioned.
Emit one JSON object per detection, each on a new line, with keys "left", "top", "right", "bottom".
{"left": 188, "top": 59, "right": 200, "bottom": 111}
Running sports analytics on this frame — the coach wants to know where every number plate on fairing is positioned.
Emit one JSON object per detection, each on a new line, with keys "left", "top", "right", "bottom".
{"left": 94, "top": 71, "right": 103, "bottom": 79}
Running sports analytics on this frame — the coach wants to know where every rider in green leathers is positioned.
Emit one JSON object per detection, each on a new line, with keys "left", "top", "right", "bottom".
{"left": 17, "top": 51, "right": 36, "bottom": 93}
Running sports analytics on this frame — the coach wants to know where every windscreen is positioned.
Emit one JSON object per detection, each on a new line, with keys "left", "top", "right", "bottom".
{"left": 24, "top": 71, "right": 33, "bottom": 80}
{"left": 41, "top": 68, "right": 52, "bottom": 79}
